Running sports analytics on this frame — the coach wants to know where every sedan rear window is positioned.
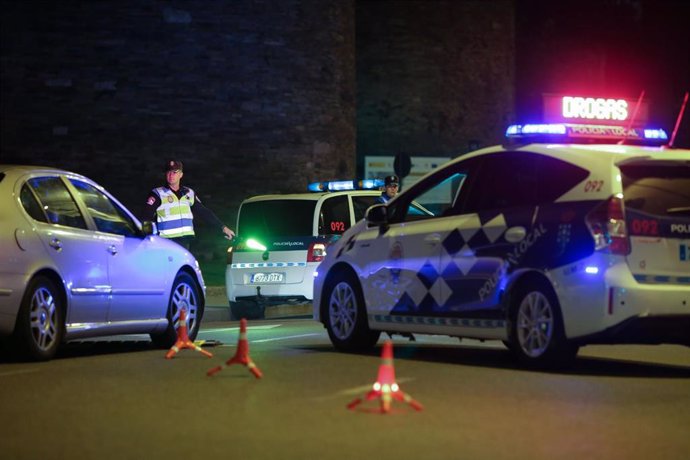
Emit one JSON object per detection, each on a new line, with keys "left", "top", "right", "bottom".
{"left": 238, "top": 200, "right": 316, "bottom": 238}
{"left": 27, "top": 177, "right": 87, "bottom": 229}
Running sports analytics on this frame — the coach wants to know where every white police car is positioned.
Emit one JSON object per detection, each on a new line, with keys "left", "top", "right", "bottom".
{"left": 225, "top": 180, "right": 385, "bottom": 319}
{"left": 313, "top": 123, "right": 690, "bottom": 367}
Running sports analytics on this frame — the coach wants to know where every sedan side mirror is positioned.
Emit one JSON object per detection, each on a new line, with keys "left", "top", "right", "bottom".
{"left": 141, "top": 220, "right": 158, "bottom": 236}
{"left": 365, "top": 204, "right": 388, "bottom": 227}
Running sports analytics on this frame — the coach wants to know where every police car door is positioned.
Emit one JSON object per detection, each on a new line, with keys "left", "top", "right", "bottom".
{"left": 446, "top": 152, "right": 555, "bottom": 314}
{"left": 362, "top": 167, "right": 468, "bottom": 317}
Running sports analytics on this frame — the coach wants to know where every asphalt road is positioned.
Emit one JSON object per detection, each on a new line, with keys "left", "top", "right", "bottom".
{"left": 1, "top": 318, "right": 689, "bottom": 460}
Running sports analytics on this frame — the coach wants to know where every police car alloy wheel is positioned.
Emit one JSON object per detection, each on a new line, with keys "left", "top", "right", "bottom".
{"left": 150, "top": 272, "right": 202, "bottom": 347}
{"left": 509, "top": 280, "right": 578, "bottom": 368}
{"left": 324, "top": 271, "right": 380, "bottom": 352}
{"left": 13, "top": 276, "right": 64, "bottom": 361}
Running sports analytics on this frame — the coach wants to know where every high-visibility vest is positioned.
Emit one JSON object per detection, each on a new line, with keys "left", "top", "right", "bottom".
{"left": 154, "top": 187, "right": 195, "bottom": 238}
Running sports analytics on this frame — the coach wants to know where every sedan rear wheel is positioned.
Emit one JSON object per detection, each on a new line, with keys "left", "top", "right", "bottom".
{"left": 324, "top": 272, "right": 379, "bottom": 352}
{"left": 14, "top": 276, "right": 64, "bottom": 361}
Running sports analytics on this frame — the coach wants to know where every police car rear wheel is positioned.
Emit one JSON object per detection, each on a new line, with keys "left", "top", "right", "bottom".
{"left": 324, "top": 273, "right": 379, "bottom": 352}
{"left": 151, "top": 272, "right": 203, "bottom": 348}
{"left": 510, "top": 281, "right": 578, "bottom": 368}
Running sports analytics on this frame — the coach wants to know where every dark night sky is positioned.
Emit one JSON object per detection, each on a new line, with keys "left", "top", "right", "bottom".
{"left": 515, "top": 0, "right": 690, "bottom": 146}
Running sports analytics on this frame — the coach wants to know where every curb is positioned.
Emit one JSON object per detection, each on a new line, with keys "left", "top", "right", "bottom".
{"left": 203, "top": 286, "right": 313, "bottom": 322}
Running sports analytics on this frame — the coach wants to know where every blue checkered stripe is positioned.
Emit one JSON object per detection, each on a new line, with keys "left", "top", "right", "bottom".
{"left": 391, "top": 211, "right": 512, "bottom": 314}
{"left": 372, "top": 314, "right": 506, "bottom": 329}
{"left": 633, "top": 274, "right": 690, "bottom": 284}
{"left": 231, "top": 262, "right": 307, "bottom": 268}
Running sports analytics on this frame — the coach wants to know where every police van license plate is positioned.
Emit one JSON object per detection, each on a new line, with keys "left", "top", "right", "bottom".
{"left": 250, "top": 272, "right": 285, "bottom": 284}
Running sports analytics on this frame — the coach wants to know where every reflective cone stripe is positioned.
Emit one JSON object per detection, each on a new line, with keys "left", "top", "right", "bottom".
{"left": 401, "top": 393, "right": 424, "bottom": 411}
{"left": 247, "top": 360, "right": 263, "bottom": 379}
{"left": 380, "top": 384, "right": 393, "bottom": 413}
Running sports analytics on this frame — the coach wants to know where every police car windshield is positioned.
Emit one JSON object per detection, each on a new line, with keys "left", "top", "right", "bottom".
{"left": 238, "top": 200, "right": 316, "bottom": 238}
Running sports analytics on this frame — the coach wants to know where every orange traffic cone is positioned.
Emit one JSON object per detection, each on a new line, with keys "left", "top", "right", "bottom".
{"left": 207, "top": 318, "right": 262, "bottom": 378}
{"left": 347, "top": 340, "right": 423, "bottom": 413}
{"left": 165, "top": 308, "right": 213, "bottom": 359}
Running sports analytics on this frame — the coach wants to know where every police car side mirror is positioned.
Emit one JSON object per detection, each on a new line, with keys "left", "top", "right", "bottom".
{"left": 141, "top": 220, "right": 157, "bottom": 236}
{"left": 365, "top": 204, "right": 388, "bottom": 227}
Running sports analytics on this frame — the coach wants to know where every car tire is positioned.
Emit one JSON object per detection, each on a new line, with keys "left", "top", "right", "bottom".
{"left": 508, "top": 279, "right": 578, "bottom": 368}
{"left": 13, "top": 276, "right": 64, "bottom": 361}
{"left": 230, "top": 300, "right": 266, "bottom": 321}
{"left": 323, "top": 271, "right": 379, "bottom": 352}
{"left": 150, "top": 272, "right": 203, "bottom": 348}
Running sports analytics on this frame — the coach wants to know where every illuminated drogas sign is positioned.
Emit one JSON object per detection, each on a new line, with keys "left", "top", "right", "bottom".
{"left": 542, "top": 94, "right": 649, "bottom": 126}
{"left": 562, "top": 97, "right": 628, "bottom": 121}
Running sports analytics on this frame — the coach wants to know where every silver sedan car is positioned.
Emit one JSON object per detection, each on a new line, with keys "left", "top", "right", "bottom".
{"left": 0, "top": 165, "right": 206, "bottom": 360}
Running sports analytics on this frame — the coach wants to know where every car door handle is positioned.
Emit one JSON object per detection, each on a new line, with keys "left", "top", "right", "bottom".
{"left": 49, "top": 238, "right": 62, "bottom": 251}
{"left": 505, "top": 226, "right": 527, "bottom": 243}
{"left": 424, "top": 233, "right": 442, "bottom": 244}
{"left": 108, "top": 245, "right": 118, "bottom": 255}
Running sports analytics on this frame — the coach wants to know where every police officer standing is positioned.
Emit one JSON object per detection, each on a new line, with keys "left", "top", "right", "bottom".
{"left": 376, "top": 174, "right": 399, "bottom": 204}
{"left": 143, "top": 159, "right": 235, "bottom": 250}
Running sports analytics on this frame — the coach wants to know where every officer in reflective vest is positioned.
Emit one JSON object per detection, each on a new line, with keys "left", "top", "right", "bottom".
{"left": 143, "top": 159, "right": 235, "bottom": 250}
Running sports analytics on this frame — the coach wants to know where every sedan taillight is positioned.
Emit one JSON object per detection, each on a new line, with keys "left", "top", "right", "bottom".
{"left": 307, "top": 242, "right": 327, "bottom": 262}
{"left": 585, "top": 194, "right": 630, "bottom": 255}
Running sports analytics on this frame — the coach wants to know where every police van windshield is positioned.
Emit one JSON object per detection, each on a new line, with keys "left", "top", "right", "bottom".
{"left": 238, "top": 200, "right": 316, "bottom": 239}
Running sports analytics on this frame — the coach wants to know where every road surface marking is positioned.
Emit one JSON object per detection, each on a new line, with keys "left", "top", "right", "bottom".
{"left": 200, "top": 324, "right": 282, "bottom": 334}
{"left": 252, "top": 333, "right": 322, "bottom": 343}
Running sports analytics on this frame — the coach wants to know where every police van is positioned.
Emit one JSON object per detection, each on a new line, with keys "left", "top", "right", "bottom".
{"left": 225, "top": 180, "right": 385, "bottom": 319}
{"left": 312, "top": 119, "right": 690, "bottom": 367}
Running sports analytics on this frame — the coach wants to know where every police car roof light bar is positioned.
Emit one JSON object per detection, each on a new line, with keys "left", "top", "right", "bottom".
{"left": 505, "top": 123, "right": 668, "bottom": 145}
{"left": 307, "top": 179, "right": 384, "bottom": 192}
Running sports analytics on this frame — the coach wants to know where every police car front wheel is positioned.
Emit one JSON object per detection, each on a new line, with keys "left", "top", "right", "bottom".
{"left": 509, "top": 281, "right": 578, "bottom": 368}
{"left": 324, "top": 272, "right": 379, "bottom": 352}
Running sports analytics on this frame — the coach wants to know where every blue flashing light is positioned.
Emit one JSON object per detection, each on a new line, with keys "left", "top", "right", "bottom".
{"left": 308, "top": 182, "right": 326, "bottom": 192}
{"left": 328, "top": 180, "right": 356, "bottom": 191}
{"left": 307, "top": 178, "right": 385, "bottom": 192}
{"left": 505, "top": 124, "right": 567, "bottom": 136}
{"left": 644, "top": 128, "right": 668, "bottom": 140}
{"left": 584, "top": 266, "right": 599, "bottom": 275}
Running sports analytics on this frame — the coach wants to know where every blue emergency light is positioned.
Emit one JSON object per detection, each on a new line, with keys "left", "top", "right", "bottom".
{"left": 307, "top": 179, "right": 384, "bottom": 192}
{"left": 505, "top": 123, "right": 668, "bottom": 145}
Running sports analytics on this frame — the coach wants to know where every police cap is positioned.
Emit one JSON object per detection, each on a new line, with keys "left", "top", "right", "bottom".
{"left": 384, "top": 175, "right": 399, "bottom": 186}
{"left": 165, "top": 159, "right": 184, "bottom": 172}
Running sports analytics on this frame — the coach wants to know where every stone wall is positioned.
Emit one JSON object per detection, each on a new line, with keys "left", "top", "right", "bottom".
{"left": 0, "top": 0, "right": 356, "bottom": 222}
{"left": 356, "top": 0, "right": 515, "bottom": 160}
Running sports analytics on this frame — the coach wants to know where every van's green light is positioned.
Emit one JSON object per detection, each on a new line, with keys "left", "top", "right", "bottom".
{"left": 246, "top": 238, "right": 267, "bottom": 251}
